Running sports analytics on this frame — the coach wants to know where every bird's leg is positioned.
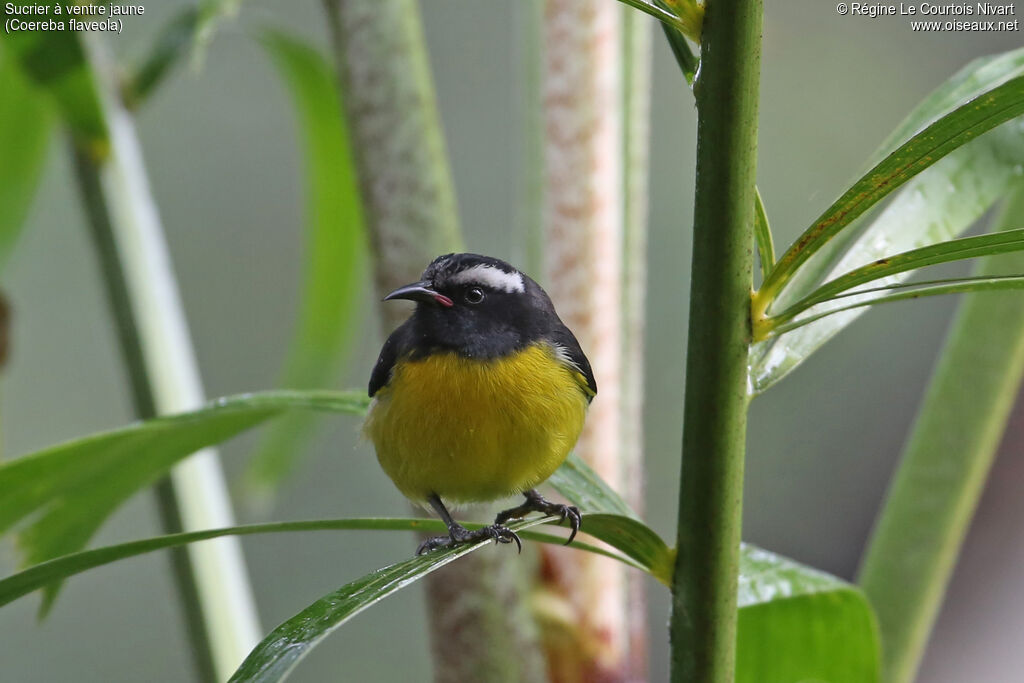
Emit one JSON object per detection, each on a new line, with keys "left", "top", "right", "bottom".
{"left": 416, "top": 494, "right": 522, "bottom": 555}
{"left": 494, "top": 489, "right": 581, "bottom": 545}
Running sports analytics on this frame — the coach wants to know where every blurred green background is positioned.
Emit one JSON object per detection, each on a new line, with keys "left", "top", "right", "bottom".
{"left": 1, "top": 1, "right": 1021, "bottom": 680}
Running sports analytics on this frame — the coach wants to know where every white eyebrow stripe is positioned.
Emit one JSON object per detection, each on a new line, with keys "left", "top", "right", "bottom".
{"left": 450, "top": 265, "right": 525, "bottom": 293}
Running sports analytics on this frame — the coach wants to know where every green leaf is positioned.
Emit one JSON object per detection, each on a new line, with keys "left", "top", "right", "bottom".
{"left": 768, "top": 275, "right": 1024, "bottom": 336}
{"left": 226, "top": 516, "right": 561, "bottom": 683}
{"left": 761, "top": 55, "right": 1024, "bottom": 304}
{"left": 659, "top": 15, "right": 698, "bottom": 86}
{"left": 753, "top": 187, "right": 775, "bottom": 276}
{"left": 859, "top": 186, "right": 1024, "bottom": 683}
{"left": 737, "top": 545, "right": 880, "bottom": 683}
{"left": 226, "top": 537, "right": 873, "bottom": 682}
{"left": 751, "top": 47, "right": 1024, "bottom": 391}
{"left": 0, "top": 390, "right": 367, "bottom": 609}
{"left": 244, "top": 32, "right": 366, "bottom": 498}
{"left": 0, "top": 5, "right": 107, "bottom": 148}
{"left": 580, "top": 513, "right": 673, "bottom": 583}
{"left": 192, "top": 0, "right": 246, "bottom": 66}
{"left": 876, "top": 48, "right": 1024, "bottom": 165}
{"left": 768, "top": 228, "right": 1024, "bottom": 328}
{"left": 616, "top": 0, "right": 700, "bottom": 39}
{"left": 0, "top": 43, "right": 51, "bottom": 268}
{"left": 548, "top": 453, "right": 639, "bottom": 519}
{"left": 765, "top": 47, "right": 1024, "bottom": 322}
{"left": 122, "top": 7, "right": 201, "bottom": 108}
{"left": 0, "top": 516, "right": 648, "bottom": 611}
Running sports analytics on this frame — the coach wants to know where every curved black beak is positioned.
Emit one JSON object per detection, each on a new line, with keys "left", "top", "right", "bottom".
{"left": 383, "top": 281, "right": 454, "bottom": 308}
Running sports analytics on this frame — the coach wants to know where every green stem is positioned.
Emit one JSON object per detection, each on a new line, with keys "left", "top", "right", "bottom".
{"left": 858, "top": 184, "right": 1024, "bottom": 683}
{"left": 669, "top": 0, "right": 762, "bottom": 680}
{"left": 70, "top": 144, "right": 217, "bottom": 683}
{"left": 622, "top": 6, "right": 654, "bottom": 679}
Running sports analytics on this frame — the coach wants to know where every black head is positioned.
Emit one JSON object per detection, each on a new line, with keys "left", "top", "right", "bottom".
{"left": 383, "top": 253, "right": 559, "bottom": 358}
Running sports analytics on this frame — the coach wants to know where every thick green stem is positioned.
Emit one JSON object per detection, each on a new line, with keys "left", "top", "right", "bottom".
{"left": 669, "top": 1, "right": 762, "bottom": 681}
{"left": 858, "top": 184, "right": 1024, "bottom": 683}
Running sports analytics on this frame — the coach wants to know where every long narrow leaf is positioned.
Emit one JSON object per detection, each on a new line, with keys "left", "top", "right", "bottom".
{"left": 227, "top": 536, "right": 876, "bottom": 683}
{"left": 753, "top": 187, "right": 775, "bottom": 275}
{"left": 0, "top": 390, "right": 366, "bottom": 609}
{"left": 615, "top": 0, "right": 697, "bottom": 37}
{"left": 768, "top": 277, "right": 1024, "bottom": 337}
{"left": 227, "top": 516, "right": 558, "bottom": 683}
{"left": 548, "top": 453, "right": 639, "bottom": 519}
{"left": 658, "top": 14, "right": 698, "bottom": 85}
{"left": 245, "top": 32, "right": 366, "bottom": 496}
{"left": 761, "top": 73, "right": 1024, "bottom": 302}
{"left": 751, "top": 47, "right": 1024, "bottom": 391}
{"left": 859, "top": 186, "right": 1024, "bottom": 683}
{"left": 192, "top": 0, "right": 246, "bottom": 66}
{"left": 764, "top": 47, "right": 1024, "bottom": 320}
{"left": 0, "top": 45, "right": 51, "bottom": 268}
{"left": 0, "top": 517, "right": 646, "bottom": 611}
{"left": 122, "top": 7, "right": 201, "bottom": 107}
{"left": 770, "top": 229, "right": 1024, "bottom": 326}
{"left": 0, "top": 12, "right": 107, "bottom": 148}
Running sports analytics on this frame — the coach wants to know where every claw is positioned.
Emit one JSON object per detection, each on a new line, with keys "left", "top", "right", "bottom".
{"left": 416, "top": 535, "right": 450, "bottom": 556}
{"left": 562, "top": 506, "right": 582, "bottom": 545}
{"left": 492, "top": 526, "right": 522, "bottom": 553}
{"left": 494, "top": 489, "right": 583, "bottom": 546}
{"left": 416, "top": 523, "right": 522, "bottom": 555}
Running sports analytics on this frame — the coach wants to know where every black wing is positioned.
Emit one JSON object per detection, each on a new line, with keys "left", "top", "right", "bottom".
{"left": 368, "top": 323, "right": 412, "bottom": 397}
{"left": 549, "top": 325, "right": 597, "bottom": 402}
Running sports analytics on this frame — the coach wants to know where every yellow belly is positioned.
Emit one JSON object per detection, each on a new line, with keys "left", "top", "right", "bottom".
{"left": 364, "top": 344, "right": 589, "bottom": 503}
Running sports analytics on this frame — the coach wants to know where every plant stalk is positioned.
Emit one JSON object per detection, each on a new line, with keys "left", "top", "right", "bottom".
{"left": 669, "top": 0, "right": 762, "bottom": 680}
{"left": 858, "top": 184, "right": 1024, "bottom": 683}
{"left": 621, "top": 7, "right": 653, "bottom": 680}
{"left": 70, "top": 145, "right": 217, "bottom": 683}
{"left": 538, "top": 1, "right": 636, "bottom": 679}
{"left": 70, "top": 35, "right": 262, "bottom": 681}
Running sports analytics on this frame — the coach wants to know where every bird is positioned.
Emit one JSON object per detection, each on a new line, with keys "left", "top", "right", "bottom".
{"left": 364, "top": 253, "right": 596, "bottom": 555}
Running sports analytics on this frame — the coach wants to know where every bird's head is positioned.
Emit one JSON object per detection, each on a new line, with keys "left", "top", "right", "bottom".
{"left": 383, "top": 253, "right": 556, "bottom": 358}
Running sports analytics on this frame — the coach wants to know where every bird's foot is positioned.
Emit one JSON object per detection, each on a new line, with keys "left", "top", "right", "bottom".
{"left": 416, "top": 522, "right": 522, "bottom": 556}
{"left": 495, "top": 490, "right": 582, "bottom": 545}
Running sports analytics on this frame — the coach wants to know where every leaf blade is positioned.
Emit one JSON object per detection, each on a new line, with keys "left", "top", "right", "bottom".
{"left": 0, "top": 43, "right": 51, "bottom": 269}
{"left": 0, "top": 15, "right": 107, "bottom": 148}
{"left": 245, "top": 31, "right": 366, "bottom": 496}
{"left": 226, "top": 516, "right": 557, "bottom": 683}
{"left": 858, "top": 186, "right": 1024, "bottom": 683}
{"left": 767, "top": 276, "right": 1024, "bottom": 337}
{"left": 770, "top": 228, "right": 1024, "bottom": 326}
{"left": 0, "top": 391, "right": 368, "bottom": 582}
{"left": 751, "top": 47, "right": 1024, "bottom": 391}
{"left": 225, "top": 537, "right": 875, "bottom": 683}
{"left": 762, "top": 73, "right": 1024, "bottom": 301}
{"left": 0, "top": 516, "right": 648, "bottom": 611}
{"left": 736, "top": 545, "right": 880, "bottom": 683}
{"left": 548, "top": 453, "right": 639, "bottom": 519}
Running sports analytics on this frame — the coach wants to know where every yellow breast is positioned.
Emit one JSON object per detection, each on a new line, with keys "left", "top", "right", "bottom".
{"left": 364, "top": 343, "right": 590, "bottom": 503}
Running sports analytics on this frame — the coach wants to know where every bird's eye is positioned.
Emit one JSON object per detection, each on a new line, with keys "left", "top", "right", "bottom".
{"left": 464, "top": 287, "right": 485, "bottom": 305}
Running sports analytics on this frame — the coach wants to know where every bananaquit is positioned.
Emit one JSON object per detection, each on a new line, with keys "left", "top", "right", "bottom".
{"left": 365, "top": 253, "right": 596, "bottom": 555}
